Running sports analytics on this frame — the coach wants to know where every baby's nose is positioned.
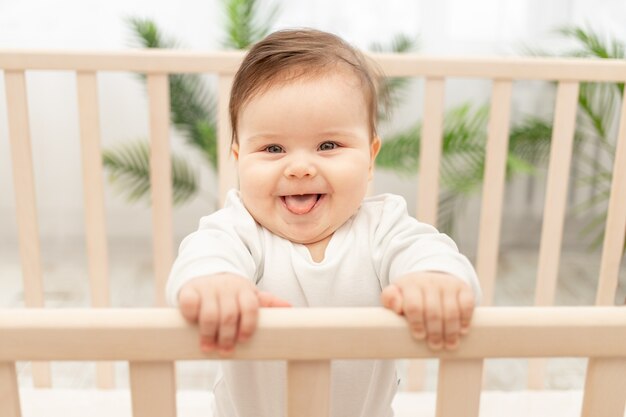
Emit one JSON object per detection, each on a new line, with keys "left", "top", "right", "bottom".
{"left": 284, "top": 154, "right": 317, "bottom": 178}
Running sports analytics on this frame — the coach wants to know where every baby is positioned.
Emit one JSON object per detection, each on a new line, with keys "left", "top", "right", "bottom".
{"left": 167, "top": 28, "right": 481, "bottom": 417}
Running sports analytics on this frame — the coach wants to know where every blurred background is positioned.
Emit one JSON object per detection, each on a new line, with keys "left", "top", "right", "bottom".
{"left": 1, "top": 0, "right": 625, "bottom": 390}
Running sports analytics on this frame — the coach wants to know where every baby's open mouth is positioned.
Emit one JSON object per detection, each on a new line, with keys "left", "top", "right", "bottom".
{"left": 281, "top": 194, "right": 323, "bottom": 215}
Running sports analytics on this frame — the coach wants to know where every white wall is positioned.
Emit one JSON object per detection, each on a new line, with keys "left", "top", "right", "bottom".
{"left": 1, "top": 0, "right": 625, "bottom": 247}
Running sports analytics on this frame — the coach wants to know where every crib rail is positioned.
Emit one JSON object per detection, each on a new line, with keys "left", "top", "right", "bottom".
{"left": 1, "top": 307, "right": 626, "bottom": 417}
{"left": 3, "top": 50, "right": 626, "bottom": 80}
{"left": 2, "top": 307, "right": 626, "bottom": 360}
{"left": 2, "top": 50, "right": 626, "bottom": 392}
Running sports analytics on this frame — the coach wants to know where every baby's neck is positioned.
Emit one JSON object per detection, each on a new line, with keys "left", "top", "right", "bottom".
{"left": 305, "top": 234, "right": 333, "bottom": 263}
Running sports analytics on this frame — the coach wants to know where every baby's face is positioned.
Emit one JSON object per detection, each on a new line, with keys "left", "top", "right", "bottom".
{"left": 232, "top": 71, "right": 380, "bottom": 246}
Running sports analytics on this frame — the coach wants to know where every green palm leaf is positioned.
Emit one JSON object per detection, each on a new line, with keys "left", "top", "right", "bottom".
{"left": 103, "top": 140, "right": 198, "bottom": 206}
{"left": 378, "top": 105, "right": 482, "bottom": 234}
{"left": 554, "top": 26, "right": 625, "bottom": 251}
{"left": 375, "top": 124, "right": 421, "bottom": 174}
{"left": 508, "top": 116, "right": 553, "bottom": 167}
{"left": 370, "top": 34, "right": 419, "bottom": 121}
{"left": 437, "top": 106, "right": 488, "bottom": 234}
{"left": 557, "top": 26, "right": 625, "bottom": 61}
{"left": 377, "top": 104, "right": 489, "bottom": 179}
{"left": 125, "top": 17, "right": 181, "bottom": 48}
{"left": 126, "top": 17, "right": 218, "bottom": 166}
{"left": 106, "top": 9, "right": 278, "bottom": 206}
{"left": 378, "top": 102, "right": 546, "bottom": 235}
{"left": 577, "top": 82, "right": 620, "bottom": 144}
{"left": 222, "top": 0, "right": 279, "bottom": 50}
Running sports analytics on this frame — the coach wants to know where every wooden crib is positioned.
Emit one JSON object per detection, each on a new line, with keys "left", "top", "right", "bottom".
{"left": 1, "top": 50, "right": 625, "bottom": 417}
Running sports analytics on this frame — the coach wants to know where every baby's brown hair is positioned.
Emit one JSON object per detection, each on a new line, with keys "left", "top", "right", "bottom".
{"left": 229, "top": 28, "right": 382, "bottom": 145}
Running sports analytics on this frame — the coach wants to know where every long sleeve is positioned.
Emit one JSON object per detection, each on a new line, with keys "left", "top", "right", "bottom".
{"left": 166, "top": 190, "right": 263, "bottom": 306}
{"left": 370, "top": 194, "right": 482, "bottom": 304}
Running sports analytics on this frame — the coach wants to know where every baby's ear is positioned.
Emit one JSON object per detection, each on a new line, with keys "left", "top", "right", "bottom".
{"left": 231, "top": 142, "right": 240, "bottom": 160}
{"left": 369, "top": 136, "right": 381, "bottom": 167}
{"left": 368, "top": 137, "right": 381, "bottom": 181}
{"left": 370, "top": 136, "right": 381, "bottom": 159}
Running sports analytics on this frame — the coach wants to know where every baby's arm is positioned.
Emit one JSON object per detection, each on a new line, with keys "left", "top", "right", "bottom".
{"left": 178, "top": 273, "right": 291, "bottom": 356}
{"left": 168, "top": 192, "right": 292, "bottom": 356}
{"left": 370, "top": 195, "right": 480, "bottom": 351}
{"left": 381, "top": 272, "right": 474, "bottom": 351}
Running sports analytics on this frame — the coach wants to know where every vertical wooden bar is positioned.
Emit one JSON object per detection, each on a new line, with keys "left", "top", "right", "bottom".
{"left": 0, "top": 363, "right": 22, "bottom": 417}
{"left": 287, "top": 360, "right": 331, "bottom": 417}
{"left": 76, "top": 71, "right": 115, "bottom": 389}
{"left": 129, "top": 361, "right": 177, "bottom": 417}
{"left": 147, "top": 74, "right": 174, "bottom": 307}
{"left": 218, "top": 74, "right": 237, "bottom": 206}
{"left": 475, "top": 80, "right": 513, "bottom": 305}
{"left": 435, "top": 359, "right": 483, "bottom": 417}
{"left": 534, "top": 81, "right": 580, "bottom": 306}
{"left": 581, "top": 358, "right": 626, "bottom": 417}
{"left": 76, "top": 71, "right": 110, "bottom": 309}
{"left": 528, "top": 81, "right": 580, "bottom": 389}
{"left": 595, "top": 98, "right": 626, "bottom": 306}
{"left": 408, "top": 77, "right": 446, "bottom": 392}
{"left": 406, "top": 359, "right": 428, "bottom": 391}
{"left": 417, "top": 77, "right": 446, "bottom": 225}
{"left": 4, "top": 70, "right": 51, "bottom": 388}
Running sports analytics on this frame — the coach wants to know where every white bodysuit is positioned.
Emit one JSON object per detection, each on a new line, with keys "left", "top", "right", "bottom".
{"left": 167, "top": 190, "right": 481, "bottom": 417}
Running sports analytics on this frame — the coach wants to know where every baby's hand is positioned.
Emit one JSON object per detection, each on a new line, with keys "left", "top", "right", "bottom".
{"left": 178, "top": 273, "right": 291, "bottom": 356}
{"left": 381, "top": 272, "right": 475, "bottom": 351}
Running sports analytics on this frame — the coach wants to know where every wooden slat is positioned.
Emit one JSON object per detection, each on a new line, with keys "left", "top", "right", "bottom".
{"left": 0, "top": 362, "right": 21, "bottom": 417}
{"left": 129, "top": 361, "right": 176, "bottom": 417}
{"left": 4, "top": 71, "right": 44, "bottom": 310}
{"left": 217, "top": 75, "right": 237, "bottom": 205}
{"left": 76, "top": 71, "right": 115, "bottom": 389}
{"left": 2, "top": 51, "right": 626, "bottom": 81}
{"left": 527, "top": 357, "right": 548, "bottom": 391}
{"left": 476, "top": 80, "right": 513, "bottom": 305}
{"left": 409, "top": 77, "right": 446, "bottom": 392}
{"left": 287, "top": 360, "right": 331, "bottom": 417}
{"left": 4, "top": 70, "right": 51, "bottom": 388}
{"left": 581, "top": 358, "right": 626, "bottom": 417}
{"left": 528, "top": 81, "right": 579, "bottom": 390}
{"left": 147, "top": 74, "right": 174, "bottom": 307}
{"left": 436, "top": 359, "right": 483, "bottom": 417}
{"left": 76, "top": 72, "right": 110, "bottom": 309}
{"left": 1, "top": 307, "right": 625, "bottom": 361}
{"left": 596, "top": 97, "right": 626, "bottom": 306}
{"left": 416, "top": 77, "right": 445, "bottom": 225}
{"left": 534, "top": 81, "right": 580, "bottom": 306}
{"left": 406, "top": 360, "right": 427, "bottom": 391}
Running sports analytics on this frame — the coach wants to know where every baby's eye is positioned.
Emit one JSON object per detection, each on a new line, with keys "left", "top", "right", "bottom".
{"left": 318, "top": 141, "right": 338, "bottom": 151}
{"left": 264, "top": 144, "right": 284, "bottom": 153}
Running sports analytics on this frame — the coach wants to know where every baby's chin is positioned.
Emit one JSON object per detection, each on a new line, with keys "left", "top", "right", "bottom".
{"left": 243, "top": 204, "right": 337, "bottom": 245}
{"left": 270, "top": 226, "right": 334, "bottom": 246}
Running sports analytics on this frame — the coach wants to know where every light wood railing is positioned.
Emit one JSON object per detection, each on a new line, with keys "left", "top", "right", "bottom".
{"left": 1, "top": 307, "right": 626, "bottom": 417}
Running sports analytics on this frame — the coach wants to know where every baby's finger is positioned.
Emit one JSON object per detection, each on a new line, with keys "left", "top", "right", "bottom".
{"left": 178, "top": 286, "right": 201, "bottom": 323}
{"left": 442, "top": 289, "right": 461, "bottom": 350}
{"left": 217, "top": 293, "right": 240, "bottom": 355}
{"left": 198, "top": 290, "right": 219, "bottom": 353}
{"left": 458, "top": 285, "right": 475, "bottom": 335}
{"left": 401, "top": 285, "right": 426, "bottom": 340}
{"left": 423, "top": 286, "right": 443, "bottom": 351}
{"left": 258, "top": 291, "right": 292, "bottom": 308}
{"left": 381, "top": 285, "right": 403, "bottom": 314}
{"left": 237, "top": 290, "right": 260, "bottom": 343}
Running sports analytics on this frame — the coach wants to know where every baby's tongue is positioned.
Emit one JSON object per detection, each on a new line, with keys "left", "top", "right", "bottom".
{"left": 284, "top": 194, "right": 318, "bottom": 214}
